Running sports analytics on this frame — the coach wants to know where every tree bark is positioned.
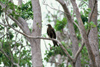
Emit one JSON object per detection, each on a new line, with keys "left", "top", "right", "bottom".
{"left": 31, "top": 0, "right": 43, "bottom": 67}
{"left": 0, "top": 0, "right": 43, "bottom": 67}
{"left": 88, "top": 0, "right": 100, "bottom": 67}
{"left": 57, "top": 0, "right": 81, "bottom": 67}
{"left": 70, "top": 0, "right": 97, "bottom": 67}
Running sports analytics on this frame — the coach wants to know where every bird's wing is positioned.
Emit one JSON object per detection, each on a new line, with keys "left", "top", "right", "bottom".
{"left": 51, "top": 28, "right": 56, "bottom": 38}
{"left": 47, "top": 27, "right": 52, "bottom": 38}
{"left": 47, "top": 27, "right": 56, "bottom": 38}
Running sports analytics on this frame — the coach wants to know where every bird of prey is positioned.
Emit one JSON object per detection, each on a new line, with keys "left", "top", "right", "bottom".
{"left": 47, "top": 24, "right": 58, "bottom": 47}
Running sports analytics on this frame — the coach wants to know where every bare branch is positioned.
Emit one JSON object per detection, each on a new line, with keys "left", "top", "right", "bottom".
{"left": 74, "top": 41, "right": 85, "bottom": 62}
{"left": 0, "top": 34, "right": 6, "bottom": 39}
{"left": 0, "top": 2, "right": 30, "bottom": 34}
{"left": 5, "top": 18, "right": 73, "bottom": 61}
{"left": 0, "top": 49, "right": 12, "bottom": 62}
{"left": 0, "top": 49, "right": 20, "bottom": 67}
{"left": 43, "top": 0, "right": 64, "bottom": 13}
{"left": 0, "top": 22, "right": 8, "bottom": 27}
{"left": 79, "top": 0, "right": 88, "bottom": 7}
{"left": 70, "top": 0, "right": 96, "bottom": 67}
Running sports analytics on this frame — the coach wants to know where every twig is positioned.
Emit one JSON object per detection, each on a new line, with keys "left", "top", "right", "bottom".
{"left": 0, "top": 49, "right": 12, "bottom": 62}
{"left": 43, "top": 40, "right": 49, "bottom": 51}
{"left": 79, "top": 0, "right": 88, "bottom": 7}
{"left": 0, "top": 34, "right": 6, "bottom": 39}
{"left": 74, "top": 41, "right": 85, "bottom": 62}
{"left": 0, "top": 22, "right": 8, "bottom": 27}
{"left": 43, "top": 0, "right": 64, "bottom": 13}
{"left": 0, "top": 2, "right": 29, "bottom": 34}
{"left": 70, "top": 0, "right": 97, "bottom": 67}
{"left": 5, "top": 16, "right": 73, "bottom": 61}
{"left": 0, "top": 49, "right": 20, "bottom": 67}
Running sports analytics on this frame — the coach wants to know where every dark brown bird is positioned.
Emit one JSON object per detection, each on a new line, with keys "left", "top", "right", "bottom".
{"left": 47, "top": 24, "right": 58, "bottom": 47}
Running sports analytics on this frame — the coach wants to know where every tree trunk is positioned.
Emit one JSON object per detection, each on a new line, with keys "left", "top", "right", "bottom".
{"left": 0, "top": 0, "right": 43, "bottom": 67}
{"left": 88, "top": 0, "right": 100, "bottom": 67}
{"left": 68, "top": 19, "right": 81, "bottom": 67}
{"left": 70, "top": 0, "right": 97, "bottom": 67}
{"left": 57, "top": 0, "right": 81, "bottom": 67}
{"left": 30, "top": 0, "right": 43, "bottom": 67}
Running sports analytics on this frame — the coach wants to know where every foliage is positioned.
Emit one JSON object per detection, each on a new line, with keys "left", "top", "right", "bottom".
{"left": 81, "top": 15, "right": 88, "bottom": 24}
{"left": 0, "top": 0, "right": 33, "bottom": 19}
{"left": 97, "top": 19, "right": 100, "bottom": 51}
{"left": 17, "top": 1, "right": 33, "bottom": 19}
{"left": 44, "top": 42, "right": 72, "bottom": 62}
{"left": 81, "top": 45, "right": 90, "bottom": 67}
{"left": 0, "top": 9, "right": 32, "bottom": 67}
{"left": 0, "top": 5, "right": 3, "bottom": 16}
{"left": 58, "top": 62, "right": 64, "bottom": 67}
{"left": 0, "top": 36, "right": 32, "bottom": 66}
{"left": 55, "top": 18, "right": 67, "bottom": 32}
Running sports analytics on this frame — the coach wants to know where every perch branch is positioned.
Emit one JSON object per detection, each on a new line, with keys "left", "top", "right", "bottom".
{"left": 5, "top": 18, "right": 73, "bottom": 61}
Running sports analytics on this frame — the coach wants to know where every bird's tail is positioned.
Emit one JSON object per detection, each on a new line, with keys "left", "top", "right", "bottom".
{"left": 52, "top": 41, "right": 58, "bottom": 47}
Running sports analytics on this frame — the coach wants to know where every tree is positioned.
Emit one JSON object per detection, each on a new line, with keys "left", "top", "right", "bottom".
{"left": 44, "top": 0, "right": 100, "bottom": 67}
{"left": 0, "top": 0, "right": 100, "bottom": 67}
{"left": 0, "top": 0, "right": 43, "bottom": 67}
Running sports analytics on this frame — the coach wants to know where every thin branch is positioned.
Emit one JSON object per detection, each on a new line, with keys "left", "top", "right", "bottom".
{"left": 59, "top": 42, "right": 73, "bottom": 61}
{"left": 0, "top": 34, "right": 6, "bottom": 39}
{"left": 79, "top": 0, "right": 88, "bottom": 7}
{"left": 0, "top": 22, "right": 8, "bottom": 27}
{"left": 70, "top": 0, "right": 96, "bottom": 67}
{"left": 43, "top": 0, "right": 64, "bottom": 13}
{"left": 0, "top": 2, "right": 30, "bottom": 34}
{"left": 5, "top": 17, "right": 73, "bottom": 61}
{"left": 0, "top": 49, "right": 20, "bottom": 67}
{"left": 0, "top": 49, "right": 12, "bottom": 62}
{"left": 18, "top": 44, "right": 23, "bottom": 66}
{"left": 43, "top": 40, "right": 49, "bottom": 51}
{"left": 74, "top": 41, "right": 85, "bottom": 62}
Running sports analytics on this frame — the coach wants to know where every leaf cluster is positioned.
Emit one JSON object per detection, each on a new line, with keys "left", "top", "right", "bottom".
{"left": 55, "top": 18, "right": 67, "bottom": 32}
{"left": 0, "top": 5, "right": 3, "bottom": 16}
{"left": 3, "top": 1, "right": 33, "bottom": 19}
{"left": 44, "top": 42, "right": 72, "bottom": 62}
{"left": 81, "top": 45, "right": 89, "bottom": 67}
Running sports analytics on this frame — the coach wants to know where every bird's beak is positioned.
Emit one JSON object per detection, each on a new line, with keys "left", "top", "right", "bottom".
{"left": 46, "top": 25, "right": 48, "bottom": 26}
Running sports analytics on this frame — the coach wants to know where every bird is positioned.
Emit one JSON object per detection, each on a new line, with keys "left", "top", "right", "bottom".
{"left": 47, "top": 24, "right": 58, "bottom": 47}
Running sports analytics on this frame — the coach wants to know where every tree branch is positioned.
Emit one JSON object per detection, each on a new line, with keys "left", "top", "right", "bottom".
{"left": 0, "top": 49, "right": 20, "bottom": 67}
{"left": 70, "top": 0, "right": 96, "bottom": 67}
{"left": 87, "top": 0, "right": 97, "bottom": 37}
{"left": 43, "top": 0, "right": 64, "bottom": 13}
{"left": 74, "top": 41, "right": 85, "bottom": 62}
{"left": 0, "top": 34, "right": 6, "bottom": 39}
{"left": 4, "top": 17, "right": 73, "bottom": 61}
{"left": 0, "top": 2, "right": 30, "bottom": 35}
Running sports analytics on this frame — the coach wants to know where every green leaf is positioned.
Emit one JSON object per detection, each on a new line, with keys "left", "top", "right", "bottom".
{"left": 90, "top": 21, "right": 96, "bottom": 28}
{"left": 55, "top": 17, "right": 67, "bottom": 31}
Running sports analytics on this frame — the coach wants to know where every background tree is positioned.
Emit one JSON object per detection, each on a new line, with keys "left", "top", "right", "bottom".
{"left": 0, "top": 0, "right": 43, "bottom": 67}
{"left": 44, "top": 0, "right": 100, "bottom": 67}
{"left": 0, "top": 0, "right": 100, "bottom": 67}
